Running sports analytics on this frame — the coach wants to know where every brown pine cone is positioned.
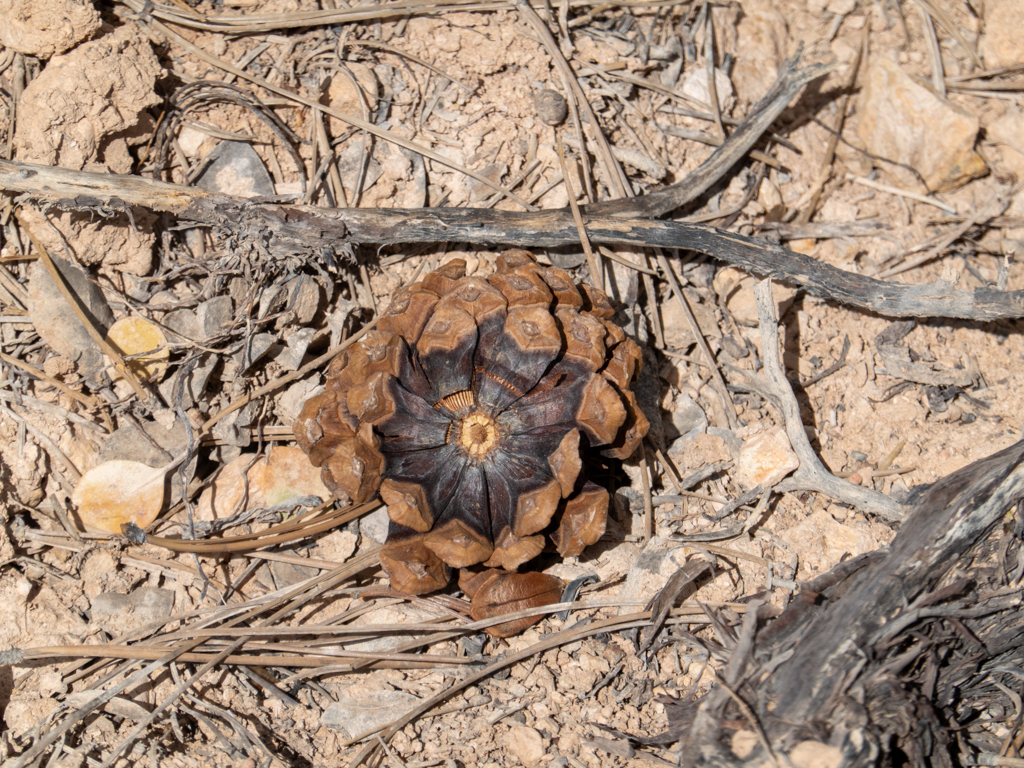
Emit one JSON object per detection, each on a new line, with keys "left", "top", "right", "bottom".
{"left": 295, "top": 251, "right": 649, "bottom": 601}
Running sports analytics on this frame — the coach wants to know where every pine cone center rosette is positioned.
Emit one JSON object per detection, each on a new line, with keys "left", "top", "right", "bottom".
{"left": 295, "top": 251, "right": 649, "bottom": 615}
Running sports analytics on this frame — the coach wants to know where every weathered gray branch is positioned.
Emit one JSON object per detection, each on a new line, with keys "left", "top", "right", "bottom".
{"left": 2, "top": 159, "right": 1023, "bottom": 320}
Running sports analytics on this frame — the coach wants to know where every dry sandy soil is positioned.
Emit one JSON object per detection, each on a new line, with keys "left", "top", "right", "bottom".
{"left": 1, "top": 0, "right": 1024, "bottom": 765}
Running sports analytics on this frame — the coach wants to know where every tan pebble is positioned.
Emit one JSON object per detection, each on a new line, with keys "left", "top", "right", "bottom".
{"left": 72, "top": 460, "right": 166, "bottom": 534}
{"left": 504, "top": 725, "right": 546, "bottom": 767}
{"left": 105, "top": 316, "right": 168, "bottom": 383}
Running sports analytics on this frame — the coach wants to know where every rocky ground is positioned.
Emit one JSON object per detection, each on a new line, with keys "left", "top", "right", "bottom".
{"left": 1, "top": 0, "right": 1024, "bottom": 765}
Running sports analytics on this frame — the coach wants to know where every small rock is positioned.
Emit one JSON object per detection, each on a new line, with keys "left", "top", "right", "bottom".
{"left": 615, "top": 486, "right": 644, "bottom": 518}
{"left": 979, "top": 0, "right": 1024, "bottom": 69}
{"left": 163, "top": 308, "right": 201, "bottom": 340}
{"left": 851, "top": 360, "right": 868, "bottom": 389}
{"left": 196, "top": 296, "right": 234, "bottom": 337}
{"left": 27, "top": 256, "right": 114, "bottom": 378}
{"left": 157, "top": 352, "right": 218, "bottom": 410}
{"left": 236, "top": 333, "right": 276, "bottom": 372}
{"left": 857, "top": 57, "right": 986, "bottom": 191}
{"left": 278, "top": 378, "right": 323, "bottom": 427}
{"left": 210, "top": 405, "right": 256, "bottom": 448}
{"left": 669, "top": 431, "right": 733, "bottom": 472}
{"left": 323, "top": 63, "right": 379, "bottom": 136}
{"left": 282, "top": 274, "right": 323, "bottom": 326}
{"left": 605, "top": 254, "right": 640, "bottom": 306}
{"left": 732, "top": 729, "right": 759, "bottom": 759}
{"left": 789, "top": 740, "right": 843, "bottom": 768}
{"left": 713, "top": 267, "right": 795, "bottom": 327}
{"left": 194, "top": 141, "right": 275, "bottom": 198}
{"left": 274, "top": 326, "right": 315, "bottom": 371}
{"left": 100, "top": 417, "right": 188, "bottom": 466}
{"left": 343, "top": 603, "right": 442, "bottom": 652}
{"left": 360, "top": 505, "right": 391, "bottom": 544}
{"left": 195, "top": 445, "right": 330, "bottom": 522}
{"left": 337, "top": 141, "right": 384, "bottom": 200}
{"left": 735, "top": 426, "right": 799, "bottom": 489}
{"left": 467, "top": 162, "right": 508, "bottom": 202}
{"left": 670, "top": 392, "right": 708, "bottom": 439}
{"left": 825, "top": 0, "right": 856, "bottom": 14}
{"left": 731, "top": 0, "right": 790, "bottom": 101}
{"left": 708, "top": 426, "right": 743, "bottom": 459}
{"left": 14, "top": 25, "right": 161, "bottom": 173}
{"left": 262, "top": 557, "right": 320, "bottom": 589}
{"left": 91, "top": 587, "right": 174, "bottom": 630}
{"left": 618, "top": 537, "right": 683, "bottom": 614}
{"left": 680, "top": 66, "right": 735, "bottom": 112}
{"left": 987, "top": 108, "right": 1024, "bottom": 182}
{"left": 258, "top": 284, "right": 288, "bottom": 320}
{"left": 660, "top": 298, "right": 720, "bottom": 349}
{"left": 547, "top": 251, "right": 587, "bottom": 270}
{"left": 786, "top": 509, "right": 879, "bottom": 577}
{"left": 503, "top": 725, "right": 546, "bottom": 767}
{"left": 534, "top": 89, "right": 568, "bottom": 126}
{"left": 313, "top": 528, "right": 358, "bottom": 563}
{"left": 321, "top": 691, "right": 420, "bottom": 739}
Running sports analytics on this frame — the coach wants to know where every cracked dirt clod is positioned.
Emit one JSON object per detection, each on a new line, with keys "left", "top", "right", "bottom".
{"left": 295, "top": 252, "right": 649, "bottom": 630}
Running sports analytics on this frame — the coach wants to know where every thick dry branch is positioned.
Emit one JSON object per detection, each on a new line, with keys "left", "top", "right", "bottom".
{"left": 752, "top": 280, "right": 905, "bottom": 522}
{"left": 682, "top": 437, "right": 1024, "bottom": 765}
{"left": 2, "top": 159, "right": 1023, "bottom": 320}
{"left": 587, "top": 54, "right": 828, "bottom": 217}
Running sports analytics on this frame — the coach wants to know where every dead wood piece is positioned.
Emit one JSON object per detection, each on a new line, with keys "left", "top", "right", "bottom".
{"left": 746, "top": 280, "right": 905, "bottom": 522}
{"left": 681, "top": 437, "right": 1024, "bottom": 766}
{"left": 4, "top": 160, "right": 1024, "bottom": 321}
{"left": 876, "top": 343, "right": 975, "bottom": 387}
{"left": 586, "top": 54, "right": 830, "bottom": 218}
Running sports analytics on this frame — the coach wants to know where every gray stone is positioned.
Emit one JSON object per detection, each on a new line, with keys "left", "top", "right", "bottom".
{"left": 547, "top": 251, "right": 586, "bottom": 269}
{"left": 274, "top": 326, "right": 315, "bottom": 371}
{"left": 100, "top": 417, "right": 188, "bottom": 466}
{"left": 236, "top": 333, "right": 275, "bottom": 372}
{"left": 262, "top": 558, "right": 320, "bottom": 589}
{"left": 193, "top": 141, "right": 275, "bottom": 198}
{"left": 360, "top": 506, "right": 391, "bottom": 544}
{"left": 257, "top": 284, "right": 287, "bottom": 320}
{"left": 278, "top": 378, "right": 322, "bottom": 427}
{"left": 157, "top": 353, "right": 218, "bottom": 410}
{"left": 708, "top": 427, "right": 742, "bottom": 461}
{"left": 671, "top": 392, "right": 708, "bottom": 439}
{"left": 163, "top": 308, "right": 201, "bottom": 340}
{"left": 282, "top": 274, "right": 323, "bottom": 325}
{"left": 337, "top": 142, "right": 383, "bottom": 199}
{"left": 211, "top": 401, "right": 258, "bottom": 447}
{"left": 321, "top": 691, "right": 421, "bottom": 738}
{"left": 27, "top": 257, "right": 114, "bottom": 378}
{"left": 196, "top": 296, "right": 234, "bottom": 337}
{"left": 63, "top": 691, "right": 151, "bottom": 721}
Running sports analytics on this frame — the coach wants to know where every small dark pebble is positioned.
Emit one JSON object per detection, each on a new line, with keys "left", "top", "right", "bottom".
{"left": 534, "top": 89, "right": 568, "bottom": 126}
{"left": 961, "top": 412, "right": 977, "bottom": 423}
{"left": 850, "top": 451, "right": 868, "bottom": 462}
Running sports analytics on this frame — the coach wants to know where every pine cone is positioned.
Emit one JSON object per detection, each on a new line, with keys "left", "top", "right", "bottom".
{"left": 295, "top": 251, "right": 649, "bottom": 608}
